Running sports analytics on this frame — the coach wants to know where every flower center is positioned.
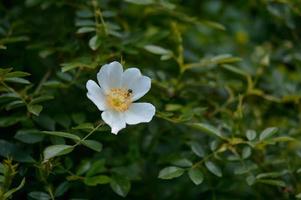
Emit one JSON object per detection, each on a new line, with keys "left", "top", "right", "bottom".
{"left": 106, "top": 88, "right": 132, "bottom": 112}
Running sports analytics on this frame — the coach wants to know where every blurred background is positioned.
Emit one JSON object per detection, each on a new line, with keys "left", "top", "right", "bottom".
{"left": 0, "top": 0, "right": 301, "bottom": 199}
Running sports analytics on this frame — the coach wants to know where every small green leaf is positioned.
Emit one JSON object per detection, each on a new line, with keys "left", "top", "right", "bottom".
{"left": 4, "top": 77, "right": 30, "bottom": 84}
{"left": 259, "top": 127, "right": 278, "bottom": 141}
{"left": 256, "top": 179, "right": 286, "bottom": 187}
{"left": 43, "top": 131, "right": 80, "bottom": 141}
{"left": 204, "top": 161, "right": 222, "bottom": 177}
{"left": 77, "top": 27, "right": 95, "bottom": 34}
{"left": 256, "top": 172, "right": 282, "bottom": 179}
{"left": 242, "top": 146, "right": 252, "bottom": 159}
{"left": 110, "top": 176, "right": 131, "bottom": 197}
{"left": 246, "top": 130, "right": 256, "bottom": 141}
{"left": 81, "top": 140, "right": 102, "bottom": 152}
{"left": 188, "top": 168, "right": 204, "bottom": 185}
{"left": 84, "top": 175, "right": 111, "bottom": 186}
{"left": 89, "top": 35, "right": 101, "bottom": 50}
{"left": 158, "top": 166, "right": 185, "bottom": 180}
{"left": 190, "top": 142, "right": 205, "bottom": 157}
{"left": 246, "top": 175, "right": 256, "bottom": 186}
{"left": 54, "top": 181, "right": 69, "bottom": 197}
{"left": 14, "top": 129, "right": 44, "bottom": 144}
{"left": 144, "top": 45, "right": 173, "bottom": 55}
{"left": 124, "top": 0, "right": 154, "bottom": 5}
{"left": 86, "top": 160, "right": 106, "bottom": 177}
{"left": 43, "top": 145, "right": 74, "bottom": 160}
{"left": 28, "top": 191, "right": 51, "bottom": 200}
{"left": 188, "top": 123, "right": 224, "bottom": 139}
{"left": 27, "top": 104, "right": 43, "bottom": 116}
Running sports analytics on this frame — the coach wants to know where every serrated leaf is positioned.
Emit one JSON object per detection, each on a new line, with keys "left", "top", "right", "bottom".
{"left": 43, "top": 145, "right": 74, "bottom": 160}
{"left": 204, "top": 161, "right": 222, "bottom": 177}
{"left": 259, "top": 127, "right": 278, "bottom": 140}
{"left": 158, "top": 166, "right": 185, "bottom": 180}
{"left": 188, "top": 168, "right": 204, "bottom": 185}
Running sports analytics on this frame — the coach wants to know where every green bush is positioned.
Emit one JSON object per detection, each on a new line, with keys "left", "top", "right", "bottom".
{"left": 1, "top": 0, "right": 301, "bottom": 199}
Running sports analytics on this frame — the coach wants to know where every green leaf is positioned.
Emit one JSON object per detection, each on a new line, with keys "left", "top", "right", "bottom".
{"left": 221, "top": 64, "right": 248, "bottom": 76}
{"left": 246, "top": 130, "right": 256, "bottom": 141}
{"left": 110, "top": 176, "right": 131, "bottom": 197}
{"left": 256, "top": 179, "right": 286, "bottom": 187}
{"left": 188, "top": 123, "right": 224, "bottom": 139}
{"left": 172, "top": 158, "right": 193, "bottom": 167}
{"left": 6, "top": 71, "right": 30, "bottom": 78}
{"left": 190, "top": 141, "right": 205, "bottom": 157}
{"left": 158, "top": 166, "right": 185, "bottom": 180}
{"left": 86, "top": 160, "right": 106, "bottom": 177}
{"left": 43, "top": 145, "right": 74, "bottom": 160}
{"left": 199, "top": 20, "right": 226, "bottom": 31}
{"left": 89, "top": 35, "right": 101, "bottom": 51}
{"left": 256, "top": 172, "right": 282, "bottom": 179}
{"left": 242, "top": 146, "right": 252, "bottom": 159}
{"left": 188, "top": 168, "right": 204, "bottom": 185}
{"left": 84, "top": 175, "right": 111, "bottom": 186}
{"left": 42, "top": 131, "right": 80, "bottom": 141}
{"left": 14, "top": 129, "right": 44, "bottom": 144}
{"left": 204, "top": 161, "right": 222, "bottom": 177}
{"left": 144, "top": 45, "right": 173, "bottom": 55}
{"left": 72, "top": 123, "right": 94, "bottom": 130}
{"left": 0, "top": 115, "right": 26, "bottom": 127}
{"left": 259, "top": 127, "right": 278, "bottom": 141}
{"left": 81, "top": 140, "right": 103, "bottom": 152}
{"left": 4, "top": 77, "right": 30, "bottom": 84}
{"left": 124, "top": 0, "right": 154, "bottom": 5}
{"left": 27, "top": 104, "right": 43, "bottom": 116}
{"left": 246, "top": 175, "right": 256, "bottom": 186}
{"left": 76, "top": 27, "right": 95, "bottom": 34}
{"left": 54, "top": 181, "right": 69, "bottom": 197}
{"left": 0, "top": 139, "right": 35, "bottom": 163}
{"left": 28, "top": 191, "right": 51, "bottom": 200}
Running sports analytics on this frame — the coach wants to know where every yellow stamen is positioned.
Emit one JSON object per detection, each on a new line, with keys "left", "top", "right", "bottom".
{"left": 106, "top": 88, "right": 132, "bottom": 112}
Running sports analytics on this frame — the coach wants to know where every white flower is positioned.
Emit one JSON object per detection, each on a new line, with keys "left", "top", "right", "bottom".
{"left": 86, "top": 61, "right": 156, "bottom": 134}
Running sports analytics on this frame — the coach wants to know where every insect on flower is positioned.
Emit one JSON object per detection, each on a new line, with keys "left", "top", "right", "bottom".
{"left": 86, "top": 61, "right": 156, "bottom": 134}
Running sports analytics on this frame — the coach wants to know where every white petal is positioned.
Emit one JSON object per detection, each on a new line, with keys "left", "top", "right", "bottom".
{"left": 86, "top": 80, "right": 107, "bottom": 111}
{"left": 122, "top": 68, "right": 141, "bottom": 89}
{"left": 101, "top": 110, "right": 126, "bottom": 134}
{"left": 127, "top": 76, "right": 151, "bottom": 101}
{"left": 125, "top": 103, "right": 155, "bottom": 125}
{"left": 97, "top": 61, "right": 123, "bottom": 93}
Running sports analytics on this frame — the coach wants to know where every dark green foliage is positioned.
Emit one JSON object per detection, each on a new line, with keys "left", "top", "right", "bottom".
{"left": 1, "top": 0, "right": 301, "bottom": 199}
